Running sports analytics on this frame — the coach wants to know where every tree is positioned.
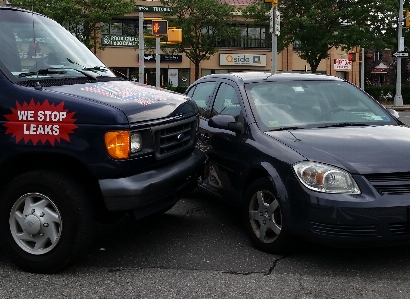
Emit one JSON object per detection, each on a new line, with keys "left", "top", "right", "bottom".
{"left": 160, "top": 0, "right": 241, "bottom": 80}
{"left": 243, "top": 0, "right": 397, "bottom": 73}
{"left": 9, "top": 0, "right": 135, "bottom": 53}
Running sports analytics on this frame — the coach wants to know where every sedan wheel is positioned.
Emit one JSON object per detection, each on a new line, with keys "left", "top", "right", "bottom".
{"left": 249, "top": 190, "right": 282, "bottom": 243}
{"left": 244, "top": 177, "right": 293, "bottom": 254}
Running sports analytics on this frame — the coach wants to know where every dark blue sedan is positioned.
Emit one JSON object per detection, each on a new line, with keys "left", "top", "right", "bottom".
{"left": 186, "top": 71, "right": 410, "bottom": 253}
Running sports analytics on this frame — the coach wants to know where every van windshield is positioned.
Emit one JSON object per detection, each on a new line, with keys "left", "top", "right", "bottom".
{"left": 0, "top": 8, "right": 116, "bottom": 80}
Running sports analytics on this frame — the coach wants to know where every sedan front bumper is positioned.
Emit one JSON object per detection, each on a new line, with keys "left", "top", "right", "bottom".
{"left": 286, "top": 176, "right": 410, "bottom": 247}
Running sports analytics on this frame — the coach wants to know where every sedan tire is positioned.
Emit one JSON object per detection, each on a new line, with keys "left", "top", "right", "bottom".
{"left": 243, "top": 177, "right": 293, "bottom": 254}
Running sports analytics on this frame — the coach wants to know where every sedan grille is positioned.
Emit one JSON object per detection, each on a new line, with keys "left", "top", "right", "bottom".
{"left": 390, "top": 222, "right": 410, "bottom": 237}
{"left": 364, "top": 173, "right": 410, "bottom": 195}
{"left": 310, "top": 222, "right": 380, "bottom": 237}
{"left": 152, "top": 116, "right": 196, "bottom": 159}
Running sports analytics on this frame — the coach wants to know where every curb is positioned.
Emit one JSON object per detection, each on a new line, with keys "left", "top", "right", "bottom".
{"left": 384, "top": 106, "right": 410, "bottom": 111}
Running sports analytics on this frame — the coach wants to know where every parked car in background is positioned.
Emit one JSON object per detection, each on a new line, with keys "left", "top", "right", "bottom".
{"left": 186, "top": 71, "right": 410, "bottom": 253}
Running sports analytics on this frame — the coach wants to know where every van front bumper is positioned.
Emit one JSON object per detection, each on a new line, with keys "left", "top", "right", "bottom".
{"left": 99, "top": 148, "right": 206, "bottom": 211}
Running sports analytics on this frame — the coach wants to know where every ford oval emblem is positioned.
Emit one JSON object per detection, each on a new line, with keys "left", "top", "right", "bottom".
{"left": 177, "top": 133, "right": 185, "bottom": 142}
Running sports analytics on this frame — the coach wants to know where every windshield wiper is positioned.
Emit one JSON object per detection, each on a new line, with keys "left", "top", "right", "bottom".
{"left": 68, "top": 68, "right": 98, "bottom": 80}
{"left": 83, "top": 66, "right": 108, "bottom": 72}
{"left": 272, "top": 126, "right": 306, "bottom": 131}
{"left": 18, "top": 72, "right": 38, "bottom": 77}
{"left": 317, "top": 123, "right": 370, "bottom": 128}
{"left": 67, "top": 58, "right": 107, "bottom": 73}
{"left": 18, "top": 68, "right": 67, "bottom": 77}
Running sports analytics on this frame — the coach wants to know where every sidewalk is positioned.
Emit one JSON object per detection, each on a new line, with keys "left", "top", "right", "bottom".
{"left": 384, "top": 105, "right": 410, "bottom": 111}
{"left": 379, "top": 101, "right": 410, "bottom": 111}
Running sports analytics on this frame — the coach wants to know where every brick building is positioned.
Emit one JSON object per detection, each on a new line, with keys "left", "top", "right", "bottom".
{"left": 97, "top": 0, "right": 360, "bottom": 87}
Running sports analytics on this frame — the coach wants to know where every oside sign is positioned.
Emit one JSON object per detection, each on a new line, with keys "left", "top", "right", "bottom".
{"left": 220, "top": 54, "right": 267, "bottom": 67}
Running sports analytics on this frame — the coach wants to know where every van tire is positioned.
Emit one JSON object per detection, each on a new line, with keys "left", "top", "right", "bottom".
{"left": 0, "top": 170, "right": 95, "bottom": 273}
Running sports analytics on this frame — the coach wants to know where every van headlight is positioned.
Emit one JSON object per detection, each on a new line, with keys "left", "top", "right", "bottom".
{"left": 105, "top": 131, "right": 142, "bottom": 159}
{"left": 130, "top": 132, "right": 142, "bottom": 153}
{"left": 293, "top": 161, "right": 360, "bottom": 194}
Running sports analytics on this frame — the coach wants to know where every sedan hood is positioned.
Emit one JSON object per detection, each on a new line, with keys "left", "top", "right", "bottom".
{"left": 266, "top": 125, "right": 410, "bottom": 174}
{"left": 44, "top": 80, "right": 195, "bottom": 123}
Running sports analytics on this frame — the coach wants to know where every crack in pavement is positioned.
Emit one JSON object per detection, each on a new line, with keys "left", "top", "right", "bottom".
{"left": 265, "top": 254, "right": 290, "bottom": 276}
{"left": 222, "top": 270, "right": 265, "bottom": 275}
{"left": 185, "top": 206, "right": 208, "bottom": 216}
{"left": 219, "top": 255, "right": 291, "bottom": 276}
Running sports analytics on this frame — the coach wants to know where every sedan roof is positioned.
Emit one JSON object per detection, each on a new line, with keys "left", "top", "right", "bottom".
{"left": 200, "top": 72, "right": 344, "bottom": 84}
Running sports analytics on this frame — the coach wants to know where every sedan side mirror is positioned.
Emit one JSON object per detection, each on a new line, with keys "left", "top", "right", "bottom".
{"left": 208, "top": 115, "right": 244, "bottom": 134}
{"left": 387, "top": 109, "right": 399, "bottom": 119}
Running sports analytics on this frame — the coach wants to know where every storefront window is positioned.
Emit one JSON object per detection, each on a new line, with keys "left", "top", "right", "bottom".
{"left": 217, "top": 24, "right": 268, "bottom": 49}
{"left": 178, "top": 69, "right": 190, "bottom": 87}
{"left": 101, "top": 19, "right": 152, "bottom": 47}
{"left": 201, "top": 69, "right": 212, "bottom": 77}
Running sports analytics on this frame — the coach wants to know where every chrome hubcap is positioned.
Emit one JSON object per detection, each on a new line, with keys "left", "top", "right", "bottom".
{"left": 9, "top": 193, "right": 62, "bottom": 255}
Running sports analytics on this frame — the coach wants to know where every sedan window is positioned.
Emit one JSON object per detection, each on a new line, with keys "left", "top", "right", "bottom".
{"left": 211, "top": 83, "right": 241, "bottom": 119}
{"left": 189, "top": 81, "right": 217, "bottom": 117}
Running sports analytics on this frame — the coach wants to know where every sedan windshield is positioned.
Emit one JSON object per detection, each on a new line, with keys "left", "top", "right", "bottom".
{"left": 245, "top": 80, "right": 398, "bottom": 131}
{"left": 0, "top": 9, "right": 116, "bottom": 79}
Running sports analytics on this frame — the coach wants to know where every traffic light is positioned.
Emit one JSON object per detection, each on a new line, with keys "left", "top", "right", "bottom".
{"left": 348, "top": 53, "right": 357, "bottom": 62}
{"left": 264, "top": 0, "right": 278, "bottom": 4}
{"left": 152, "top": 20, "right": 168, "bottom": 36}
{"left": 168, "top": 28, "right": 182, "bottom": 43}
{"left": 405, "top": 10, "right": 410, "bottom": 28}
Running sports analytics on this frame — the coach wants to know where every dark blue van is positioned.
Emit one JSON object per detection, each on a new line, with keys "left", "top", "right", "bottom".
{"left": 0, "top": 6, "right": 205, "bottom": 273}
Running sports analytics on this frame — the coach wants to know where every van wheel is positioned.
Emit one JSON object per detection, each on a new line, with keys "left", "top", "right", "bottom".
{"left": 243, "top": 178, "right": 293, "bottom": 254}
{"left": 0, "top": 170, "right": 95, "bottom": 273}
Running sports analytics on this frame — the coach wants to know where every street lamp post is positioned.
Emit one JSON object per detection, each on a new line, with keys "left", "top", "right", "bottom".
{"left": 395, "top": 0, "right": 404, "bottom": 106}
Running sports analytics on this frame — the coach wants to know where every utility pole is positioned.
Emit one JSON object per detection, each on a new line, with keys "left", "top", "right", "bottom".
{"left": 361, "top": 48, "right": 364, "bottom": 89}
{"left": 156, "top": 37, "right": 160, "bottom": 87}
{"left": 139, "top": 12, "right": 144, "bottom": 84}
{"left": 395, "top": 0, "right": 404, "bottom": 106}
{"left": 266, "top": 0, "right": 279, "bottom": 72}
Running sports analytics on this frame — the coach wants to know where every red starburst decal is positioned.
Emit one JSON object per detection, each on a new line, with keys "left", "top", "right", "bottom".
{"left": 3, "top": 99, "right": 78, "bottom": 146}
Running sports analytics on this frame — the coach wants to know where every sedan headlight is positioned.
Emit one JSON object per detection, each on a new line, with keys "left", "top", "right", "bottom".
{"left": 293, "top": 161, "right": 360, "bottom": 194}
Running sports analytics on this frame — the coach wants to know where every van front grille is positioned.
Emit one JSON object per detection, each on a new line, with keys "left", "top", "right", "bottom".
{"left": 153, "top": 116, "right": 197, "bottom": 159}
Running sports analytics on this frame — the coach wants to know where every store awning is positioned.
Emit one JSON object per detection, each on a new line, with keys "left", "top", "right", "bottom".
{"left": 371, "top": 62, "right": 389, "bottom": 74}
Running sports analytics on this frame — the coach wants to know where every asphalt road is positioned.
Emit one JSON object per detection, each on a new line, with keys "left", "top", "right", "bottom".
{"left": 1, "top": 189, "right": 410, "bottom": 299}
{"left": 1, "top": 112, "right": 410, "bottom": 299}
{"left": 398, "top": 110, "right": 410, "bottom": 125}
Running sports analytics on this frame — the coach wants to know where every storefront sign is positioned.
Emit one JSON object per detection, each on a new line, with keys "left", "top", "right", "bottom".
{"left": 144, "top": 54, "right": 182, "bottom": 62}
{"left": 334, "top": 59, "right": 352, "bottom": 70}
{"left": 136, "top": 6, "right": 172, "bottom": 12}
{"left": 219, "top": 54, "right": 267, "bottom": 66}
{"left": 102, "top": 35, "right": 138, "bottom": 47}
{"left": 168, "top": 69, "right": 179, "bottom": 87}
